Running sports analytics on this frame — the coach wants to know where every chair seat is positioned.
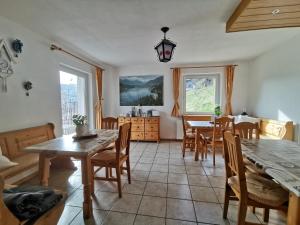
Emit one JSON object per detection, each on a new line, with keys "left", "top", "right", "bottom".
{"left": 228, "top": 173, "right": 288, "bottom": 208}
{"left": 100, "top": 143, "right": 115, "bottom": 151}
{"left": 91, "top": 151, "right": 127, "bottom": 167}
{"left": 243, "top": 158, "right": 269, "bottom": 177}
{"left": 185, "top": 133, "right": 195, "bottom": 139}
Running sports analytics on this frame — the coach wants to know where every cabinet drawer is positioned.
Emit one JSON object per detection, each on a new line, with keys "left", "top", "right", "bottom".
{"left": 125, "top": 118, "right": 131, "bottom": 122}
{"left": 132, "top": 124, "right": 144, "bottom": 131}
{"left": 145, "top": 117, "right": 159, "bottom": 124}
{"left": 145, "top": 132, "right": 159, "bottom": 140}
{"left": 145, "top": 124, "right": 159, "bottom": 132}
{"left": 131, "top": 117, "right": 144, "bottom": 123}
{"left": 131, "top": 132, "right": 144, "bottom": 140}
{"left": 118, "top": 117, "right": 125, "bottom": 123}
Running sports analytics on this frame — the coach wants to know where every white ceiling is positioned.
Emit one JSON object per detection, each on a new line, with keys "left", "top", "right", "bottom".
{"left": 1, "top": 0, "right": 300, "bottom": 67}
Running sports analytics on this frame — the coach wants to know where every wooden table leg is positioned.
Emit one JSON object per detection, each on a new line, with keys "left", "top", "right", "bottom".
{"left": 287, "top": 192, "right": 300, "bottom": 225}
{"left": 81, "top": 155, "right": 93, "bottom": 219}
{"left": 39, "top": 153, "right": 52, "bottom": 186}
{"left": 194, "top": 128, "right": 200, "bottom": 161}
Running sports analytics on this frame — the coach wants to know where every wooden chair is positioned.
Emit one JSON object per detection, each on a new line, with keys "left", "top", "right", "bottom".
{"left": 181, "top": 116, "right": 196, "bottom": 157}
{"left": 222, "top": 131, "right": 288, "bottom": 225}
{"left": 206, "top": 116, "right": 235, "bottom": 166}
{"left": 91, "top": 123, "right": 131, "bottom": 198}
{"left": 235, "top": 122, "right": 260, "bottom": 140}
{"left": 0, "top": 176, "right": 66, "bottom": 225}
{"left": 102, "top": 117, "right": 118, "bottom": 130}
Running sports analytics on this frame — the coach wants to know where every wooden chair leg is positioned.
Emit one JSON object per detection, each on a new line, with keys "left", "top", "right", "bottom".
{"left": 182, "top": 140, "right": 186, "bottom": 157}
{"left": 116, "top": 166, "right": 122, "bottom": 198}
{"left": 223, "top": 185, "right": 230, "bottom": 219}
{"left": 237, "top": 198, "right": 248, "bottom": 225}
{"left": 263, "top": 208, "right": 270, "bottom": 222}
{"left": 105, "top": 167, "right": 109, "bottom": 179}
{"left": 252, "top": 207, "right": 255, "bottom": 214}
{"left": 126, "top": 159, "right": 131, "bottom": 184}
{"left": 90, "top": 164, "right": 95, "bottom": 194}
{"left": 212, "top": 145, "right": 216, "bottom": 166}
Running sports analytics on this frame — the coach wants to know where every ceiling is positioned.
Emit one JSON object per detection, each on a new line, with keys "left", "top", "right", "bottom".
{"left": 1, "top": 0, "right": 300, "bottom": 67}
{"left": 227, "top": 0, "right": 300, "bottom": 32}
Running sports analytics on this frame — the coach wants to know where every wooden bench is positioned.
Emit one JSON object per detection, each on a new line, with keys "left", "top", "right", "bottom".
{"left": 0, "top": 123, "right": 55, "bottom": 184}
{"left": 0, "top": 176, "right": 66, "bottom": 225}
{"left": 260, "top": 118, "right": 293, "bottom": 141}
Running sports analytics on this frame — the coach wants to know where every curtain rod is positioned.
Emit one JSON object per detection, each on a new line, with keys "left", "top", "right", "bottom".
{"left": 50, "top": 44, "right": 105, "bottom": 71}
{"left": 170, "top": 64, "right": 238, "bottom": 69}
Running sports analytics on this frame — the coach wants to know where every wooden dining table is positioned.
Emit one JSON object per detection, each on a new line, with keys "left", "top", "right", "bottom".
{"left": 23, "top": 129, "right": 119, "bottom": 219}
{"left": 187, "top": 121, "right": 213, "bottom": 161}
{"left": 241, "top": 139, "right": 300, "bottom": 225}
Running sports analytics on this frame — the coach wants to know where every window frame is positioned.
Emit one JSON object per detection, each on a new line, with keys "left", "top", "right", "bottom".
{"left": 182, "top": 73, "right": 221, "bottom": 115}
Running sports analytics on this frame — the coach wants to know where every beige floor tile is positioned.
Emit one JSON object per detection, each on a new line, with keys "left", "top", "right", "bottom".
{"left": 169, "top": 153, "right": 182, "bottom": 159}
{"left": 190, "top": 186, "right": 218, "bottom": 203}
{"left": 208, "top": 176, "right": 226, "bottom": 188}
{"left": 111, "top": 193, "right": 142, "bottom": 213}
{"left": 138, "top": 196, "right": 167, "bottom": 217}
{"left": 166, "top": 199, "right": 196, "bottom": 221}
{"left": 254, "top": 208, "right": 286, "bottom": 225}
{"left": 226, "top": 205, "right": 262, "bottom": 225}
{"left": 92, "top": 191, "right": 120, "bottom": 210}
{"left": 168, "top": 173, "right": 188, "bottom": 185}
{"left": 166, "top": 219, "right": 197, "bottom": 225}
{"left": 102, "top": 211, "right": 135, "bottom": 225}
{"left": 167, "top": 184, "right": 191, "bottom": 200}
{"left": 194, "top": 201, "right": 229, "bottom": 225}
{"left": 168, "top": 158, "right": 185, "bottom": 166}
{"left": 57, "top": 206, "right": 81, "bottom": 225}
{"left": 144, "top": 182, "right": 168, "bottom": 197}
{"left": 148, "top": 172, "right": 168, "bottom": 183}
{"left": 139, "top": 157, "right": 155, "bottom": 163}
{"left": 123, "top": 181, "right": 146, "bottom": 195}
{"left": 69, "top": 209, "right": 108, "bottom": 225}
{"left": 187, "top": 175, "right": 210, "bottom": 187}
{"left": 134, "top": 215, "right": 165, "bottom": 225}
{"left": 154, "top": 158, "right": 169, "bottom": 164}
{"left": 203, "top": 166, "right": 225, "bottom": 177}
{"left": 168, "top": 165, "right": 186, "bottom": 174}
{"left": 151, "top": 164, "right": 169, "bottom": 173}
{"left": 134, "top": 163, "right": 152, "bottom": 171}
{"left": 131, "top": 170, "right": 150, "bottom": 181}
{"left": 185, "top": 166, "right": 206, "bottom": 175}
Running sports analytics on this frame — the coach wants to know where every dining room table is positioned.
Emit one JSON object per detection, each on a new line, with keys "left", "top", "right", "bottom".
{"left": 187, "top": 121, "right": 214, "bottom": 161}
{"left": 23, "top": 129, "right": 119, "bottom": 219}
{"left": 241, "top": 138, "right": 300, "bottom": 225}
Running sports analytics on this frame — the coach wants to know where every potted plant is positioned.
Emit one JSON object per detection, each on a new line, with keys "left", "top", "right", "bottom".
{"left": 214, "top": 105, "right": 222, "bottom": 117}
{"left": 72, "top": 114, "right": 88, "bottom": 136}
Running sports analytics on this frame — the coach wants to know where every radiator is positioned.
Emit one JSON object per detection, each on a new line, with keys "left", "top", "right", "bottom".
{"left": 176, "top": 119, "right": 183, "bottom": 140}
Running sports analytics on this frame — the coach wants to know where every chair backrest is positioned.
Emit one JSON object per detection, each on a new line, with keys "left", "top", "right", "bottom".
{"left": 115, "top": 123, "right": 131, "bottom": 161}
{"left": 102, "top": 117, "right": 118, "bottom": 130}
{"left": 182, "top": 116, "right": 188, "bottom": 136}
{"left": 213, "top": 116, "right": 235, "bottom": 141}
{"left": 235, "top": 122, "right": 260, "bottom": 140}
{"left": 222, "top": 131, "right": 247, "bottom": 194}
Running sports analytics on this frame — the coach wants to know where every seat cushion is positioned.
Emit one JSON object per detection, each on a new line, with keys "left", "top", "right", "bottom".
{"left": 228, "top": 173, "right": 288, "bottom": 207}
{"left": 91, "top": 151, "right": 127, "bottom": 166}
{"left": 0, "top": 153, "right": 39, "bottom": 179}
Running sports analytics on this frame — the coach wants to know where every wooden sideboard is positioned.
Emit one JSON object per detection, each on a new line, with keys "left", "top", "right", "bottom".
{"left": 118, "top": 116, "right": 160, "bottom": 142}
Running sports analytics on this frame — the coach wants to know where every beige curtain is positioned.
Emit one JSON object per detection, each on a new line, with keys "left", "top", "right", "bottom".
{"left": 224, "top": 65, "right": 235, "bottom": 116}
{"left": 171, "top": 68, "right": 181, "bottom": 117}
{"left": 95, "top": 67, "right": 103, "bottom": 129}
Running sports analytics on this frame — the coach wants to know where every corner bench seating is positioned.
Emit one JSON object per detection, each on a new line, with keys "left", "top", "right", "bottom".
{"left": 0, "top": 123, "right": 55, "bottom": 185}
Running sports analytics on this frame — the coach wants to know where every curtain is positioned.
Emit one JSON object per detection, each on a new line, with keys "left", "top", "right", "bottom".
{"left": 171, "top": 68, "right": 181, "bottom": 117}
{"left": 224, "top": 65, "right": 235, "bottom": 116}
{"left": 95, "top": 67, "right": 103, "bottom": 129}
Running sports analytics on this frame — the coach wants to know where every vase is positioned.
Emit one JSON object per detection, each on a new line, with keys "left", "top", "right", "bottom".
{"left": 76, "top": 124, "right": 88, "bottom": 136}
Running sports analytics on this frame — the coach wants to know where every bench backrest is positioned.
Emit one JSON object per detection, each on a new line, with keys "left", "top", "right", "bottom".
{"left": 260, "top": 118, "right": 293, "bottom": 141}
{"left": 0, "top": 123, "right": 55, "bottom": 159}
{"left": 183, "top": 115, "right": 212, "bottom": 122}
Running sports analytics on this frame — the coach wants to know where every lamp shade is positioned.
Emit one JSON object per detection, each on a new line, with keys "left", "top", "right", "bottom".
{"left": 154, "top": 27, "right": 176, "bottom": 62}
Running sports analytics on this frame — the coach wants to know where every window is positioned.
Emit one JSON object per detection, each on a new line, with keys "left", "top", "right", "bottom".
{"left": 183, "top": 74, "right": 220, "bottom": 114}
{"left": 60, "top": 70, "right": 88, "bottom": 135}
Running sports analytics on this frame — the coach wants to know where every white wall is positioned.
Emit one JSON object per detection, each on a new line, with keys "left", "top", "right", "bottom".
{"left": 0, "top": 16, "right": 116, "bottom": 136}
{"left": 247, "top": 34, "right": 300, "bottom": 142}
{"left": 115, "top": 62, "right": 250, "bottom": 139}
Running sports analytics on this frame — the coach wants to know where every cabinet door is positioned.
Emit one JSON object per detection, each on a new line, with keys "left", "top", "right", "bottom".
{"left": 132, "top": 124, "right": 145, "bottom": 132}
{"left": 131, "top": 132, "right": 145, "bottom": 140}
{"left": 131, "top": 117, "right": 145, "bottom": 124}
{"left": 145, "top": 123, "right": 159, "bottom": 132}
{"left": 145, "top": 132, "right": 158, "bottom": 140}
{"left": 145, "top": 117, "right": 159, "bottom": 124}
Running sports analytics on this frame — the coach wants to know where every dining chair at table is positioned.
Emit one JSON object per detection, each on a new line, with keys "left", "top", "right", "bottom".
{"left": 222, "top": 131, "right": 288, "bottom": 224}
{"left": 182, "top": 116, "right": 195, "bottom": 157}
{"left": 206, "top": 116, "right": 235, "bottom": 166}
{"left": 91, "top": 122, "right": 131, "bottom": 198}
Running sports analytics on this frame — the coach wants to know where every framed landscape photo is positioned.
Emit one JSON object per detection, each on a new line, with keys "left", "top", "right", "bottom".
{"left": 119, "top": 75, "right": 163, "bottom": 106}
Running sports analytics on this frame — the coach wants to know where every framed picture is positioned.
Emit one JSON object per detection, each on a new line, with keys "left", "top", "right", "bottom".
{"left": 120, "top": 75, "right": 163, "bottom": 106}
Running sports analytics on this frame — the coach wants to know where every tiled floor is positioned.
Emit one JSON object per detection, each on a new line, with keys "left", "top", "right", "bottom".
{"left": 27, "top": 141, "right": 287, "bottom": 225}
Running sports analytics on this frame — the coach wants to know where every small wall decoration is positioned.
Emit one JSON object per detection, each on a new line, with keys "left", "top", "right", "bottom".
{"left": 23, "top": 81, "right": 32, "bottom": 96}
{"left": 120, "top": 75, "right": 163, "bottom": 106}
{"left": 12, "top": 39, "right": 24, "bottom": 57}
{"left": 0, "top": 39, "right": 16, "bottom": 93}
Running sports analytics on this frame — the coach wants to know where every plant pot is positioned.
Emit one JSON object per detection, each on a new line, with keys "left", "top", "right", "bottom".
{"left": 76, "top": 124, "right": 88, "bottom": 136}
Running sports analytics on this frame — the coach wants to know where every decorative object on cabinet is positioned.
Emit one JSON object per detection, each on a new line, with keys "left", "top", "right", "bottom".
{"left": 118, "top": 116, "right": 160, "bottom": 142}
{"left": 11, "top": 39, "right": 23, "bottom": 57}
{"left": 23, "top": 81, "right": 32, "bottom": 96}
{"left": 0, "top": 39, "right": 16, "bottom": 93}
{"left": 119, "top": 75, "right": 163, "bottom": 106}
{"left": 154, "top": 27, "right": 176, "bottom": 63}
